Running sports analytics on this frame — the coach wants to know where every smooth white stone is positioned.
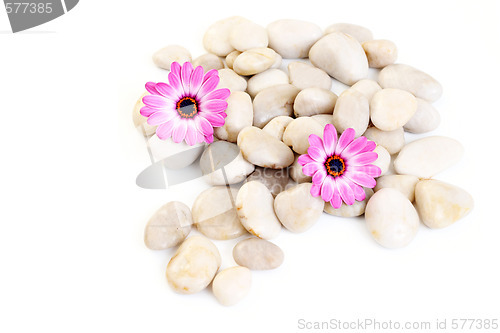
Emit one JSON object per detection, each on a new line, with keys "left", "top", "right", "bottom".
{"left": 132, "top": 92, "right": 157, "bottom": 136}
{"left": 225, "top": 50, "right": 241, "bottom": 69}
{"left": 148, "top": 135, "right": 205, "bottom": 169}
{"left": 216, "top": 69, "right": 247, "bottom": 92}
{"left": 370, "top": 88, "right": 418, "bottom": 131}
{"left": 374, "top": 174, "right": 420, "bottom": 202}
{"left": 229, "top": 21, "right": 268, "bottom": 51}
{"left": 166, "top": 235, "right": 221, "bottom": 294}
{"left": 283, "top": 117, "right": 324, "bottom": 155}
{"left": 362, "top": 39, "right": 398, "bottom": 68}
{"left": 325, "top": 23, "right": 373, "bottom": 43}
{"left": 233, "top": 48, "right": 278, "bottom": 76}
{"left": 253, "top": 84, "right": 300, "bottom": 128}
{"left": 152, "top": 45, "right": 191, "bottom": 70}
{"left": 236, "top": 181, "right": 282, "bottom": 239}
{"left": 233, "top": 237, "right": 284, "bottom": 270}
{"left": 309, "top": 32, "right": 369, "bottom": 85}
{"left": 203, "top": 16, "right": 249, "bottom": 56}
{"left": 274, "top": 183, "right": 324, "bottom": 233}
{"left": 332, "top": 89, "right": 369, "bottom": 137}
{"left": 363, "top": 127, "right": 405, "bottom": 155}
{"left": 404, "top": 98, "right": 441, "bottom": 133}
{"left": 192, "top": 186, "right": 247, "bottom": 240}
{"left": 365, "top": 188, "right": 420, "bottom": 249}
{"left": 378, "top": 64, "right": 443, "bottom": 102}
{"left": 246, "top": 69, "right": 289, "bottom": 98}
{"left": 212, "top": 266, "right": 251, "bottom": 306}
{"left": 237, "top": 126, "right": 294, "bottom": 169}
{"left": 200, "top": 141, "right": 255, "bottom": 185}
{"left": 192, "top": 53, "right": 224, "bottom": 71}
{"left": 214, "top": 91, "right": 253, "bottom": 142}
{"left": 415, "top": 180, "right": 474, "bottom": 229}
{"left": 324, "top": 188, "right": 374, "bottom": 217}
{"left": 144, "top": 201, "right": 192, "bottom": 250}
{"left": 351, "top": 79, "right": 382, "bottom": 102}
{"left": 267, "top": 19, "right": 323, "bottom": 58}
{"left": 271, "top": 53, "right": 282, "bottom": 69}
{"left": 394, "top": 136, "right": 464, "bottom": 178}
{"left": 294, "top": 88, "right": 337, "bottom": 117}
{"left": 372, "top": 145, "right": 391, "bottom": 177}
{"left": 262, "top": 116, "right": 293, "bottom": 141}
{"left": 289, "top": 154, "right": 312, "bottom": 184}
{"left": 246, "top": 167, "right": 290, "bottom": 197}
{"left": 288, "top": 61, "right": 332, "bottom": 90}
{"left": 311, "top": 114, "right": 334, "bottom": 128}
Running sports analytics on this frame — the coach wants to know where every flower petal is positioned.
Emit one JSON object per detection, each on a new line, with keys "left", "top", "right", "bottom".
{"left": 308, "top": 134, "right": 323, "bottom": 150}
{"left": 335, "top": 128, "right": 356, "bottom": 155}
{"left": 200, "top": 112, "right": 225, "bottom": 127}
{"left": 348, "top": 165, "right": 382, "bottom": 178}
{"left": 312, "top": 168, "right": 327, "bottom": 185}
{"left": 359, "top": 140, "right": 376, "bottom": 153}
{"left": 143, "top": 95, "right": 169, "bottom": 109}
{"left": 147, "top": 111, "right": 176, "bottom": 126}
{"left": 321, "top": 176, "right": 334, "bottom": 202}
{"left": 340, "top": 136, "right": 367, "bottom": 159}
{"left": 199, "top": 88, "right": 231, "bottom": 103}
{"left": 337, "top": 177, "right": 355, "bottom": 205}
{"left": 323, "top": 124, "right": 338, "bottom": 156}
{"left": 180, "top": 62, "right": 194, "bottom": 94}
{"left": 330, "top": 186, "right": 342, "bottom": 209}
{"left": 170, "top": 62, "right": 181, "bottom": 78}
{"left": 204, "top": 134, "right": 214, "bottom": 143}
{"left": 195, "top": 116, "right": 214, "bottom": 136}
{"left": 199, "top": 99, "right": 228, "bottom": 113}
{"left": 344, "top": 171, "right": 377, "bottom": 188}
{"left": 168, "top": 70, "right": 183, "bottom": 93}
{"left": 310, "top": 183, "right": 321, "bottom": 197}
{"left": 145, "top": 82, "right": 159, "bottom": 95}
{"left": 348, "top": 152, "right": 378, "bottom": 166}
{"left": 196, "top": 75, "right": 220, "bottom": 99}
{"left": 189, "top": 66, "right": 204, "bottom": 95}
{"left": 302, "top": 162, "right": 321, "bottom": 177}
{"left": 156, "top": 119, "right": 177, "bottom": 140}
{"left": 307, "top": 146, "right": 327, "bottom": 163}
{"left": 203, "top": 69, "right": 218, "bottom": 83}
{"left": 298, "top": 154, "right": 314, "bottom": 166}
{"left": 140, "top": 106, "right": 156, "bottom": 117}
{"left": 184, "top": 121, "right": 198, "bottom": 146}
{"left": 171, "top": 118, "right": 188, "bottom": 143}
{"left": 155, "top": 82, "right": 181, "bottom": 100}
{"left": 343, "top": 177, "right": 366, "bottom": 201}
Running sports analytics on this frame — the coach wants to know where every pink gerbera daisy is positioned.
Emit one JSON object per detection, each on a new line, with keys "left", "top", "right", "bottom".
{"left": 140, "top": 61, "right": 230, "bottom": 145}
{"left": 298, "top": 124, "right": 381, "bottom": 209}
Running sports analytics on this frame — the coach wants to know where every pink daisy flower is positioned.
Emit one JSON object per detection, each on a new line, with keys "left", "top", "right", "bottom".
{"left": 140, "top": 62, "right": 230, "bottom": 145}
{"left": 298, "top": 124, "right": 381, "bottom": 209}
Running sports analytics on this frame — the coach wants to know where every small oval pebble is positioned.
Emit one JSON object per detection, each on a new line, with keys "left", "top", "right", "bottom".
{"left": 289, "top": 154, "right": 312, "bottom": 184}
{"left": 274, "top": 183, "right": 324, "bottom": 233}
{"left": 283, "top": 117, "right": 324, "bottom": 155}
{"left": 394, "top": 136, "right": 464, "bottom": 178}
{"left": 166, "top": 235, "right": 221, "bottom": 294}
{"left": 267, "top": 19, "right": 323, "bottom": 58}
{"left": 148, "top": 135, "right": 205, "bottom": 169}
{"left": 192, "top": 186, "right": 246, "bottom": 240}
{"left": 246, "top": 167, "right": 290, "bottom": 197}
{"left": 324, "top": 188, "right": 374, "bottom": 217}
{"left": 404, "top": 98, "right": 441, "bottom": 133}
{"left": 351, "top": 79, "right": 382, "bottom": 102}
{"left": 233, "top": 237, "right": 284, "bottom": 270}
{"left": 415, "top": 180, "right": 474, "bottom": 229}
{"left": 216, "top": 69, "right": 247, "bottom": 92}
{"left": 378, "top": 64, "right": 443, "bottom": 102}
{"left": 262, "top": 116, "right": 293, "bottom": 141}
{"left": 233, "top": 47, "right": 278, "bottom": 76}
{"left": 236, "top": 181, "right": 282, "bottom": 239}
{"left": 212, "top": 266, "right": 251, "bottom": 306}
{"left": 288, "top": 61, "right": 332, "bottom": 90}
{"left": 374, "top": 175, "right": 420, "bottom": 202}
{"left": 311, "top": 114, "right": 335, "bottom": 128}
{"left": 332, "top": 89, "right": 369, "bottom": 136}
{"left": 253, "top": 84, "right": 300, "bottom": 128}
{"left": 325, "top": 23, "right": 373, "bottom": 43}
{"left": 365, "top": 188, "right": 420, "bottom": 249}
{"left": 246, "top": 69, "right": 289, "bottom": 98}
{"left": 229, "top": 21, "right": 268, "bottom": 51}
{"left": 192, "top": 53, "right": 224, "bottom": 71}
{"left": 203, "top": 16, "right": 249, "bottom": 56}
{"left": 144, "top": 201, "right": 192, "bottom": 250}
{"left": 152, "top": 45, "right": 191, "bottom": 70}
{"left": 200, "top": 141, "right": 254, "bottom": 185}
{"left": 362, "top": 39, "right": 398, "bottom": 68}
{"left": 214, "top": 91, "right": 253, "bottom": 142}
{"left": 225, "top": 50, "right": 241, "bottom": 69}
{"left": 294, "top": 88, "right": 337, "bottom": 117}
{"left": 309, "top": 32, "right": 368, "bottom": 85}
{"left": 370, "top": 88, "right": 417, "bottom": 131}
{"left": 372, "top": 145, "right": 391, "bottom": 176}
{"left": 132, "top": 92, "right": 157, "bottom": 136}
{"left": 237, "top": 126, "right": 294, "bottom": 169}
{"left": 363, "top": 127, "right": 405, "bottom": 155}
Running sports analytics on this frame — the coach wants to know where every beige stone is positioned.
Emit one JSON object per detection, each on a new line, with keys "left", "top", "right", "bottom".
{"left": 325, "top": 23, "right": 373, "bottom": 43}
{"left": 267, "top": 19, "right": 323, "bottom": 58}
{"left": 212, "top": 266, "right": 251, "bottom": 306}
{"left": 253, "top": 84, "right": 300, "bottom": 128}
{"left": 152, "top": 45, "right": 191, "bottom": 70}
{"left": 288, "top": 61, "right": 332, "bottom": 90}
{"left": 374, "top": 175, "right": 420, "bottom": 202}
{"left": 370, "top": 88, "right": 417, "bottom": 131}
{"left": 294, "top": 88, "right": 337, "bottom": 117}
{"left": 233, "top": 48, "right": 278, "bottom": 76}
{"left": 233, "top": 237, "right": 284, "bottom": 270}
{"left": 283, "top": 117, "right": 324, "bottom": 155}
{"left": 214, "top": 91, "right": 253, "bottom": 142}
{"left": 332, "top": 89, "right": 369, "bottom": 137}
{"left": 246, "top": 69, "right": 289, "bottom": 98}
{"left": 362, "top": 39, "right": 398, "bottom": 68}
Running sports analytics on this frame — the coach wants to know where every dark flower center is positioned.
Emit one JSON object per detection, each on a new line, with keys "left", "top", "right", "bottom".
{"left": 325, "top": 155, "right": 345, "bottom": 178}
{"left": 176, "top": 97, "right": 198, "bottom": 118}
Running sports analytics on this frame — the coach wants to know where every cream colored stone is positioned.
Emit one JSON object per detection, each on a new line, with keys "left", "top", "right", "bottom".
{"left": 152, "top": 45, "right": 191, "bottom": 70}
{"left": 283, "top": 117, "right": 324, "bottom": 155}
{"left": 216, "top": 69, "right": 247, "bottom": 92}
{"left": 233, "top": 237, "right": 284, "bottom": 270}
{"left": 246, "top": 167, "right": 290, "bottom": 197}
{"left": 236, "top": 181, "right": 282, "bottom": 239}
{"left": 362, "top": 39, "right": 398, "bottom": 68}
{"left": 309, "top": 32, "right": 369, "bottom": 85}
{"left": 294, "top": 88, "right": 337, "bottom": 117}
{"left": 225, "top": 50, "right": 241, "bottom": 69}
{"left": 289, "top": 154, "right": 312, "bottom": 184}
{"left": 233, "top": 48, "right": 278, "bottom": 76}
{"left": 404, "top": 98, "right": 441, "bottom": 133}
{"left": 274, "top": 183, "right": 324, "bottom": 233}
{"left": 192, "top": 186, "right": 246, "bottom": 240}
{"left": 332, "top": 89, "right": 369, "bottom": 137}
{"left": 144, "top": 201, "right": 192, "bottom": 250}
{"left": 415, "top": 180, "right": 474, "bottom": 229}
{"left": 166, "top": 235, "right": 221, "bottom": 294}
{"left": 394, "top": 136, "right": 464, "bottom": 178}
{"left": 365, "top": 188, "right": 419, "bottom": 249}
{"left": 229, "top": 21, "right": 268, "bottom": 51}
{"left": 214, "top": 91, "right": 252, "bottom": 142}
{"left": 325, "top": 23, "right": 373, "bottom": 43}
{"left": 324, "top": 188, "right": 374, "bottom": 217}
{"left": 253, "top": 84, "right": 300, "bottom": 128}
{"left": 237, "top": 126, "right": 294, "bottom": 169}
{"left": 372, "top": 145, "right": 391, "bottom": 176}
{"left": 203, "top": 16, "right": 249, "bottom": 56}
{"left": 311, "top": 114, "right": 334, "bottom": 128}
{"left": 288, "top": 61, "right": 332, "bottom": 90}
{"left": 132, "top": 92, "right": 157, "bottom": 136}
{"left": 262, "top": 116, "right": 294, "bottom": 141}
{"left": 192, "top": 53, "right": 224, "bottom": 71}
{"left": 267, "top": 19, "right": 323, "bottom": 58}
{"left": 271, "top": 53, "right": 282, "bottom": 69}
{"left": 247, "top": 69, "right": 289, "bottom": 98}
{"left": 212, "top": 266, "right": 251, "bottom": 306}
{"left": 148, "top": 135, "right": 205, "bottom": 169}
{"left": 378, "top": 64, "right": 443, "bottom": 102}
{"left": 370, "top": 88, "right": 417, "bottom": 131}
{"left": 374, "top": 175, "right": 420, "bottom": 202}
{"left": 351, "top": 79, "right": 382, "bottom": 102}
{"left": 363, "top": 127, "right": 405, "bottom": 155}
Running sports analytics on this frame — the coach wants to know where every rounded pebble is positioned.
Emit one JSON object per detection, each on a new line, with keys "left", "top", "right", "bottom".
{"left": 262, "top": 116, "right": 294, "bottom": 141}
{"left": 267, "top": 19, "right": 323, "bottom": 58}
{"left": 152, "top": 45, "right": 191, "bottom": 70}
{"left": 283, "top": 117, "right": 324, "bottom": 154}
{"left": 351, "top": 79, "right": 382, "bottom": 102}
{"left": 192, "top": 53, "right": 224, "bottom": 71}
{"left": 214, "top": 91, "right": 253, "bottom": 142}
{"left": 362, "top": 39, "right": 398, "bottom": 68}
{"left": 289, "top": 154, "right": 313, "bottom": 184}
{"left": 288, "top": 61, "right": 332, "bottom": 90}
{"left": 374, "top": 174, "right": 420, "bottom": 202}
{"left": 294, "top": 88, "right": 337, "bottom": 117}
{"left": 253, "top": 84, "right": 300, "bottom": 128}
{"left": 225, "top": 50, "right": 241, "bottom": 69}
{"left": 372, "top": 145, "right": 391, "bottom": 176}
{"left": 370, "top": 88, "right": 418, "bottom": 131}
{"left": 229, "top": 21, "right": 268, "bottom": 51}
{"left": 325, "top": 23, "right": 373, "bottom": 43}
{"left": 332, "top": 89, "right": 370, "bottom": 136}
{"left": 404, "top": 98, "right": 441, "bottom": 133}
{"left": 212, "top": 266, "right": 251, "bottom": 306}
{"left": 233, "top": 47, "right": 278, "bottom": 76}
{"left": 233, "top": 237, "right": 284, "bottom": 270}
{"left": 363, "top": 127, "right": 405, "bottom": 155}
{"left": 247, "top": 69, "right": 289, "bottom": 98}
{"left": 203, "top": 16, "right": 249, "bottom": 56}
{"left": 216, "top": 69, "right": 247, "bottom": 92}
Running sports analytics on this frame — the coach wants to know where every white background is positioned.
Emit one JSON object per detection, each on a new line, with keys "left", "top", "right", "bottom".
{"left": 1, "top": 0, "right": 499, "bottom": 332}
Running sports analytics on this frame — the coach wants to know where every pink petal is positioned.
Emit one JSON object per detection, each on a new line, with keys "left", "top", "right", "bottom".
{"left": 344, "top": 171, "right": 377, "bottom": 188}
{"left": 308, "top": 134, "right": 323, "bottom": 150}
{"left": 196, "top": 76, "right": 220, "bottom": 99}
{"left": 321, "top": 176, "right": 334, "bottom": 202}
{"left": 302, "top": 162, "right": 321, "bottom": 177}
{"left": 145, "top": 82, "right": 159, "bottom": 95}
{"left": 330, "top": 186, "right": 342, "bottom": 209}
{"left": 204, "top": 134, "right": 214, "bottom": 143}
{"left": 195, "top": 116, "right": 214, "bottom": 136}
{"left": 189, "top": 66, "right": 204, "bottom": 95}
{"left": 359, "top": 140, "right": 376, "bottom": 153}
{"left": 203, "top": 69, "right": 218, "bottom": 83}
{"left": 310, "top": 183, "right": 321, "bottom": 197}
{"left": 143, "top": 95, "right": 168, "bottom": 109}
{"left": 337, "top": 177, "right": 355, "bottom": 205}
{"left": 348, "top": 165, "right": 382, "bottom": 178}
{"left": 341, "top": 136, "right": 367, "bottom": 159}
{"left": 323, "top": 124, "right": 338, "bottom": 156}
{"left": 140, "top": 106, "right": 156, "bottom": 117}
{"left": 199, "top": 88, "right": 230, "bottom": 103}
{"left": 168, "top": 70, "right": 183, "bottom": 93}
{"left": 343, "top": 177, "right": 366, "bottom": 201}
{"left": 184, "top": 121, "right": 198, "bottom": 146}
{"left": 307, "top": 146, "right": 327, "bottom": 163}
{"left": 298, "top": 154, "right": 314, "bottom": 166}
{"left": 199, "top": 99, "right": 228, "bottom": 113}
{"left": 335, "top": 128, "right": 356, "bottom": 155}
{"left": 147, "top": 111, "right": 176, "bottom": 126}
{"left": 347, "top": 152, "right": 378, "bottom": 166}
{"left": 180, "top": 62, "right": 194, "bottom": 94}
{"left": 156, "top": 120, "right": 176, "bottom": 140}
{"left": 170, "top": 62, "right": 181, "bottom": 78}
{"left": 171, "top": 118, "right": 188, "bottom": 143}
{"left": 155, "top": 82, "right": 180, "bottom": 100}
{"left": 312, "top": 168, "right": 327, "bottom": 185}
{"left": 195, "top": 130, "right": 205, "bottom": 144}
{"left": 200, "top": 112, "right": 225, "bottom": 127}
